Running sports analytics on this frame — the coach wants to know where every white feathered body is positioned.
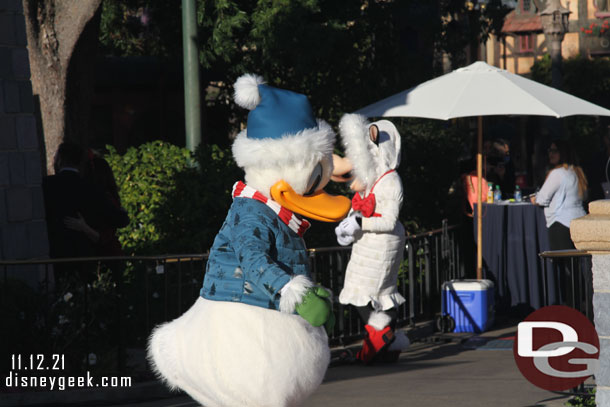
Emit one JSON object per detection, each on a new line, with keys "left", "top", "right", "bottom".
{"left": 148, "top": 297, "right": 330, "bottom": 407}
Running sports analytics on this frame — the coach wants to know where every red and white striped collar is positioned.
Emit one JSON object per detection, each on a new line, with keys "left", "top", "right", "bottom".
{"left": 232, "top": 181, "right": 311, "bottom": 237}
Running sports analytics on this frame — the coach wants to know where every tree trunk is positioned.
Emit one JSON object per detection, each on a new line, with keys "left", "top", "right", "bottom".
{"left": 23, "top": 0, "right": 103, "bottom": 173}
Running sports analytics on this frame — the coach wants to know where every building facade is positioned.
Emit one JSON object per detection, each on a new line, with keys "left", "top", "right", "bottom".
{"left": 486, "top": 0, "right": 610, "bottom": 74}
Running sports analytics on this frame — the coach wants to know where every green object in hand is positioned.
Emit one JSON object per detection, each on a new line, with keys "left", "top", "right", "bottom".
{"left": 313, "top": 286, "right": 330, "bottom": 299}
{"left": 314, "top": 287, "right": 335, "bottom": 334}
{"left": 295, "top": 287, "right": 333, "bottom": 329}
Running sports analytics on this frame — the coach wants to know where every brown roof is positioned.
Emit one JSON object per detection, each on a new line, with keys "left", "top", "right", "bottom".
{"left": 502, "top": 11, "right": 543, "bottom": 33}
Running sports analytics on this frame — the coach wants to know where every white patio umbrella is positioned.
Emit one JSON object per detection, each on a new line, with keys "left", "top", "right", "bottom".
{"left": 355, "top": 61, "right": 610, "bottom": 280}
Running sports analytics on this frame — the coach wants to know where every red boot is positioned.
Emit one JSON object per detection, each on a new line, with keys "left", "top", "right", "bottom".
{"left": 356, "top": 324, "right": 395, "bottom": 364}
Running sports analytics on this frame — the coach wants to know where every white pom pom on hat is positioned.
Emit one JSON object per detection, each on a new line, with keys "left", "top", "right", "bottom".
{"left": 231, "top": 73, "right": 335, "bottom": 174}
{"left": 233, "top": 74, "right": 265, "bottom": 110}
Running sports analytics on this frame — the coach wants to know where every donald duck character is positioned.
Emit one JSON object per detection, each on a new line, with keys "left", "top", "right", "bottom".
{"left": 147, "top": 74, "right": 351, "bottom": 407}
{"left": 333, "top": 114, "right": 410, "bottom": 364}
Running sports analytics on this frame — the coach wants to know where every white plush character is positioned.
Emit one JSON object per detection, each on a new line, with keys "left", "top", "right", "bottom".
{"left": 147, "top": 74, "right": 351, "bottom": 406}
{"left": 332, "top": 114, "right": 410, "bottom": 363}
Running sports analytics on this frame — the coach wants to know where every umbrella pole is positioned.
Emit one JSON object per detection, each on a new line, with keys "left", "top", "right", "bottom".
{"left": 477, "top": 116, "right": 483, "bottom": 280}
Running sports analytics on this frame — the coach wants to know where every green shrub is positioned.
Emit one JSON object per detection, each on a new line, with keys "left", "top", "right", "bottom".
{"left": 106, "top": 142, "right": 193, "bottom": 254}
{"left": 106, "top": 141, "right": 243, "bottom": 255}
{"left": 154, "top": 143, "right": 244, "bottom": 254}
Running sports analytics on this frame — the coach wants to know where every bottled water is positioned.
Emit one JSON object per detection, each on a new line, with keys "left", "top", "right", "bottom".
{"left": 494, "top": 185, "right": 502, "bottom": 202}
{"left": 514, "top": 185, "right": 522, "bottom": 202}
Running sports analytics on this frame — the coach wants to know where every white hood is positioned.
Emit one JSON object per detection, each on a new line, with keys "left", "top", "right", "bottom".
{"left": 338, "top": 114, "right": 402, "bottom": 190}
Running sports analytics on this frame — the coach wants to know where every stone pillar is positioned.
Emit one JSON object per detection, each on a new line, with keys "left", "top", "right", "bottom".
{"left": 0, "top": 0, "right": 49, "bottom": 265}
{"left": 571, "top": 200, "right": 610, "bottom": 407}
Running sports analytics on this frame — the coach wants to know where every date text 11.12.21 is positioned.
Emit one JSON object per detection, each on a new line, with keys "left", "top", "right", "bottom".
{"left": 11, "top": 354, "right": 65, "bottom": 371}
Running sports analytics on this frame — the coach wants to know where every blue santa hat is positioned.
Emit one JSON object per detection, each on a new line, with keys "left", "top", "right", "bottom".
{"left": 231, "top": 74, "right": 334, "bottom": 171}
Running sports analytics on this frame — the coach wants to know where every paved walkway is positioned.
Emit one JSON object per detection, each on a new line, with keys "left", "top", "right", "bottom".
{"left": 4, "top": 318, "right": 587, "bottom": 406}
{"left": 305, "top": 333, "right": 574, "bottom": 407}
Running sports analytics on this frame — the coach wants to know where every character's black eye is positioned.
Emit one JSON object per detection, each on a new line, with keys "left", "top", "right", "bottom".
{"left": 304, "top": 163, "right": 323, "bottom": 196}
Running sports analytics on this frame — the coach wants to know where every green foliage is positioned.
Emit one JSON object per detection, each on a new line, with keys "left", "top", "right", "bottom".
{"left": 439, "top": 0, "right": 511, "bottom": 69}
{"left": 530, "top": 55, "right": 610, "bottom": 164}
{"left": 153, "top": 143, "right": 244, "bottom": 254}
{"left": 562, "top": 57, "right": 610, "bottom": 109}
{"left": 229, "top": 0, "right": 444, "bottom": 124}
{"left": 106, "top": 141, "right": 242, "bottom": 255}
{"left": 566, "top": 387, "right": 596, "bottom": 407}
{"left": 530, "top": 54, "right": 552, "bottom": 85}
{"left": 531, "top": 54, "right": 610, "bottom": 109}
{"left": 100, "top": 0, "right": 507, "bottom": 132}
{"left": 197, "top": 0, "right": 250, "bottom": 70}
{"left": 396, "top": 118, "right": 471, "bottom": 232}
{"left": 106, "top": 142, "right": 192, "bottom": 254}
{"left": 99, "top": 0, "right": 181, "bottom": 58}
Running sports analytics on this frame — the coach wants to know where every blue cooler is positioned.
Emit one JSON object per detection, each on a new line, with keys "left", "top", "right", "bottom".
{"left": 442, "top": 279, "right": 495, "bottom": 333}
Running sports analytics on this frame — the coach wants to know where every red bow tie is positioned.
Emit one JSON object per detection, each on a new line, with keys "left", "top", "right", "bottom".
{"left": 352, "top": 193, "right": 376, "bottom": 218}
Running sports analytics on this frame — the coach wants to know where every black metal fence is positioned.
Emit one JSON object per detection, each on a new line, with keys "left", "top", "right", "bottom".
{"left": 1, "top": 222, "right": 464, "bottom": 381}
{"left": 537, "top": 250, "right": 595, "bottom": 399}
{"left": 0, "top": 255, "right": 207, "bottom": 383}
{"left": 539, "top": 250, "right": 593, "bottom": 321}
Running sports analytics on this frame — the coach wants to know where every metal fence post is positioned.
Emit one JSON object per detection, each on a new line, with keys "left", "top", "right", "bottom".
{"left": 424, "top": 237, "right": 431, "bottom": 316}
{"left": 408, "top": 240, "right": 416, "bottom": 327}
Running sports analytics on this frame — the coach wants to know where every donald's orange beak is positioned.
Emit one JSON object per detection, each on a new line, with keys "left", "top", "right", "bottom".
{"left": 270, "top": 180, "right": 351, "bottom": 223}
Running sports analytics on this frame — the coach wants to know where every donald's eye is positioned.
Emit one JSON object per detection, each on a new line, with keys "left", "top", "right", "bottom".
{"left": 304, "top": 163, "right": 323, "bottom": 196}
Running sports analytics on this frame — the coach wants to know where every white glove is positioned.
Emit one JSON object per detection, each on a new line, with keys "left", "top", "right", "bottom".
{"left": 336, "top": 232, "right": 355, "bottom": 246}
{"left": 335, "top": 213, "right": 362, "bottom": 246}
{"left": 338, "top": 214, "right": 361, "bottom": 236}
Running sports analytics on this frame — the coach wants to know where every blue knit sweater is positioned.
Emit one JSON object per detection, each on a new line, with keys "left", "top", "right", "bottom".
{"left": 200, "top": 197, "right": 310, "bottom": 310}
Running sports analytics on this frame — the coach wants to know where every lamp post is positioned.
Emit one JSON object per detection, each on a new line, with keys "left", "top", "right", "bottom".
{"left": 182, "top": 0, "right": 202, "bottom": 152}
{"left": 539, "top": 0, "right": 571, "bottom": 90}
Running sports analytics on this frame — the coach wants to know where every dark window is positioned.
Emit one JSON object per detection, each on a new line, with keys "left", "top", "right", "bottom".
{"left": 518, "top": 33, "right": 534, "bottom": 53}
{"left": 522, "top": 0, "right": 531, "bottom": 12}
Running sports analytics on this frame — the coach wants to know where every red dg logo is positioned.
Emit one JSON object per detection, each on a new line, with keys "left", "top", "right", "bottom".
{"left": 513, "top": 305, "right": 599, "bottom": 391}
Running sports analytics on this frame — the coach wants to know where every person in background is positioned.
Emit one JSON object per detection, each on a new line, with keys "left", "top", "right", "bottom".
{"left": 43, "top": 142, "right": 129, "bottom": 259}
{"left": 63, "top": 150, "right": 128, "bottom": 256}
{"left": 460, "top": 157, "right": 490, "bottom": 215}
{"left": 486, "top": 138, "right": 515, "bottom": 199}
{"left": 531, "top": 140, "right": 587, "bottom": 250}
{"left": 43, "top": 141, "right": 94, "bottom": 259}
{"left": 449, "top": 157, "right": 484, "bottom": 279}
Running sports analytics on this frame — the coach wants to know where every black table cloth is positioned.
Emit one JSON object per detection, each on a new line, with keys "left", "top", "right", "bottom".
{"left": 473, "top": 203, "right": 556, "bottom": 312}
